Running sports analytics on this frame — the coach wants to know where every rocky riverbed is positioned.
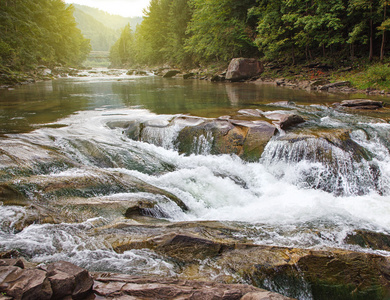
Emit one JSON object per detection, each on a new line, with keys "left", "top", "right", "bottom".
{"left": 1, "top": 69, "right": 390, "bottom": 299}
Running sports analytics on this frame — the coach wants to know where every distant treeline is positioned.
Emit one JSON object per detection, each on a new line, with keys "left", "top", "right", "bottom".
{"left": 0, "top": 0, "right": 91, "bottom": 70}
{"left": 110, "top": 0, "right": 390, "bottom": 68}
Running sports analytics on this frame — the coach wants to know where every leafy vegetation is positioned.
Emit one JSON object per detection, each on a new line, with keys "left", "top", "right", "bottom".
{"left": 110, "top": 0, "right": 390, "bottom": 71}
{"left": 0, "top": 0, "right": 91, "bottom": 70}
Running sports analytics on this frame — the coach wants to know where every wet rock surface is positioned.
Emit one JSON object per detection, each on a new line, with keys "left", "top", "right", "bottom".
{"left": 0, "top": 258, "right": 293, "bottom": 300}
{"left": 93, "top": 273, "right": 293, "bottom": 300}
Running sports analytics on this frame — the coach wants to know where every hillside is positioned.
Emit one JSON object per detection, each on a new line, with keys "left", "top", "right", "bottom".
{"left": 73, "top": 4, "right": 142, "bottom": 31}
{"left": 72, "top": 4, "right": 142, "bottom": 52}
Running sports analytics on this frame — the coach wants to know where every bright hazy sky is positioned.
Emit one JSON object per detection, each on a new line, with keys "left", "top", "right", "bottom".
{"left": 64, "top": 0, "right": 150, "bottom": 17}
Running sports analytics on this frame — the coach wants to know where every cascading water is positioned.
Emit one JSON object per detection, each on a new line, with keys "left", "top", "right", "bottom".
{"left": 1, "top": 71, "right": 390, "bottom": 300}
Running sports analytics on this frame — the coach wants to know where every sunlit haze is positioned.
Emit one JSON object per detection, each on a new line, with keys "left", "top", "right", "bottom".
{"left": 64, "top": 0, "right": 150, "bottom": 17}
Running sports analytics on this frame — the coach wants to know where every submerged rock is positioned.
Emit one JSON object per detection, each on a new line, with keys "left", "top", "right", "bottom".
{"left": 226, "top": 58, "right": 264, "bottom": 82}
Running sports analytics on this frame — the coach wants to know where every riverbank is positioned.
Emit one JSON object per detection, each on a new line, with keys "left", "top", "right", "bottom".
{"left": 150, "top": 60, "right": 390, "bottom": 97}
{"left": 0, "top": 66, "right": 80, "bottom": 89}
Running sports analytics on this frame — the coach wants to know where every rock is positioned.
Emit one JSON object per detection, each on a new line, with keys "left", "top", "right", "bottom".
{"left": 241, "top": 291, "right": 292, "bottom": 300}
{"left": 93, "top": 273, "right": 293, "bottom": 300}
{"left": 176, "top": 118, "right": 276, "bottom": 160}
{"left": 0, "top": 259, "right": 24, "bottom": 269}
{"left": 237, "top": 109, "right": 263, "bottom": 117}
{"left": 217, "top": 246, "right": 390, "bottom": 300}
{"left": 0, "top": 267, "right": 53, "bottom": 300}
{"left": 319, "top": 81, "right": 350, "bottom": 90}
{"left": 211, "top": 75, "right": 225, "bottom": 82}
{"left": 270, "top": 114, "right": 305, "bottom": 130}
{"left": 310, "top": 79, "right": 330, "bottom": 86}
{"left": 127, "top": 70, "right": 148, "bottom": 76}
{"left": 226, "top": 58, "right": 264, "bottom": 82}
{"left": 46, "top": 261, "right": 93, "bottom": 299}
{"left": 1, "top": 169, "right": 188, "bottom": 212}
{"left": 238, "top": 121, "right": 277, "bottom": 161}
{"left": 163, "top": 70, "right": 181, "bottom": 78}
{"left": 339, "top": 99, "right": 384, "bottom": 109}
{"left": 183, "top": 73, "right": 195, "bottom": 79}
{"left": 151, "top": 233, "right": 223, "bottom": 262}
{"left": 344, "top": 230, "right": 390, "bottom": 251}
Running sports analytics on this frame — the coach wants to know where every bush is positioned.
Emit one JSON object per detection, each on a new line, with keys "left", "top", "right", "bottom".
{"left": 366, "top": 64, "right": 390, "bottom": 86}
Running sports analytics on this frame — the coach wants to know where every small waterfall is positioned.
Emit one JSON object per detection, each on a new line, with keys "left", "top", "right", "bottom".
{"left": 192, "top": 132, "right": 214, "bottom": 155}
{"left": 261, "top": 132, "right": 386, "bottom": 196}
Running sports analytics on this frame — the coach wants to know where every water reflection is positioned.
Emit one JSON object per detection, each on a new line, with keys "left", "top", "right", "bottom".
{"left": 1, "top": 73, "right": 389, "bottom": 134}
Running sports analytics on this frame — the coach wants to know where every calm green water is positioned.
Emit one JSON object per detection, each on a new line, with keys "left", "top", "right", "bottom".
{"left": 1, "top": 70, "right": 383, "bottom": 134}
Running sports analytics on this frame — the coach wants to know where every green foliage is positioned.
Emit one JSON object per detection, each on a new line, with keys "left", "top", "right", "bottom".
{"left": 0, "top": 0, "right": 91, "bottom": 70}
{"left": 185, "top": 0, "right": 258, "bottom": 63}
{"left": 109, "top": 24, "right": 135, "bottom": 67}
{"left": 333, "top": 63, "right": 390, "bottom": 90}
{"left": 366, "top": 63, "right": 390, "bottom": 86}
{"left": 107, "top": 0, "right": 390, "bottom": 68}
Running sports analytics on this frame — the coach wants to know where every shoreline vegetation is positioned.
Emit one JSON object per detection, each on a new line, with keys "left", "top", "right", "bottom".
{"left": 2, "top": 61, "right": 390, "bottom": 99}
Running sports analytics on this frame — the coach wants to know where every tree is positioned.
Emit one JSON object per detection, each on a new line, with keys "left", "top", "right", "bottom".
{"left": 0, "top": 0, "right": 91, "bottom": 70}
{"left": 185, "top": 0, "right": 258, "bottom": 63}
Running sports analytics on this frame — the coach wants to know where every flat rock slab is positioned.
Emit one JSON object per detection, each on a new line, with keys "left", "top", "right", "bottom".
{"left": 339, "top": 99, "right": 384, "bottom": 109}
{"left": 93, "top": 273, "right": 294, "bottom": 300}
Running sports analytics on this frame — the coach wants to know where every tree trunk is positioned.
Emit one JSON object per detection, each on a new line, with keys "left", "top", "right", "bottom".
{"left": 369, "top": 4, "right": 373, "bottom": 61}
{"left": 381, "top": 3, "right": 387, "bottom": 61}
{"left": 292, "top": 43, "right": 295, "bottom": 65}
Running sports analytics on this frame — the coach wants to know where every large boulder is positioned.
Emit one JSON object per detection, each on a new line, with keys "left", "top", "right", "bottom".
{"left": 226, "top": 58, "right": 263, "bottom": 82}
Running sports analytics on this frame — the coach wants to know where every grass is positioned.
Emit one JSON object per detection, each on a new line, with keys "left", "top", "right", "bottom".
{"left": 258, "top": 60, "right": 390, "bottom": 92}
{"left": 333, "top": 63, "right": 390, "bottom": 91}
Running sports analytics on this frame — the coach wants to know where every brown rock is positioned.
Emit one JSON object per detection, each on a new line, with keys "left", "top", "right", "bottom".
{"left": 239, "top": 121, "right": 277, "bottom": 161}
{"left": 319, "top": 81, "right": 351, "bottom": 90}
{"left": 151, "top": 233, "right": 223, "bottom": 262}
{"left": 241, "top": 291, "right": 293, "bottom": 300}
{"left": 0, "top": 267, "right": 52, "bottom": 300}
{"left": 0, "top": 259, "right": 24, "bottom": 269}
{"left": 339, "top": 99, "right": 384, "bottom": 109}
{"left": 226, "top": 58, "right": 264, "bottom": 82}
{"left": 217, "top": 246, "right": 390, "bottom": 300}
{"left": 47, "top": 261, "right": 93, "bottom": 299}
{"left": 92, "top": 273, "right": 292, "bottom": 300}
{"left": 277, "top": 114, "right": 305, "bottom": 130}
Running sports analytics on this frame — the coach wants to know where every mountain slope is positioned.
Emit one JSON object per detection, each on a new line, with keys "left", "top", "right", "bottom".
{"left": 73, "top": 4, "right": 142, "bottom": 31}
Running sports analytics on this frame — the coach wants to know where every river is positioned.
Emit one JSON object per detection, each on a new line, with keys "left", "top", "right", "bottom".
{"left": 1, "top": 69, "right": 390, "bottom": 299}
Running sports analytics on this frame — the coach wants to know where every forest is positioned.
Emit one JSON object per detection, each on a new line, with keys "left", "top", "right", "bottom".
{"left": 73, "top": 4, "right": 142, "bottom": 51}
{"left": 0, "top": 0, "right": 91, "bottom": 71}
{"left": 109, "top": 0, "right": 390, "bottom": 68}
